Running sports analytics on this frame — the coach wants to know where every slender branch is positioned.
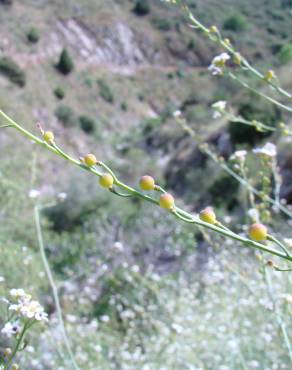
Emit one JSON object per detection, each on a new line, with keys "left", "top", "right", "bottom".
{"left": 34, "top": 205, "right": 80, "bottom": 370}
{"left": 172, "top": 0, "right": 292, "bottom": 111}
{"left": 1, "top": 109, "right": 292, "bottom": 263}
{"left": 264, "top": 266, "right": 292, "bottom": 363}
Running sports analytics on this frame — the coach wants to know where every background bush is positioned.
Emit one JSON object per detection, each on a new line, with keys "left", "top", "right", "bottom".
{"left": 56, "top": 48, "right": 74, "bottom": 75}
{"left": 223, "top": 13, "right": 247, "bottom": 32}
{"left": 0, "top": 57, "right": 26, "bottom": 87}
{"left": 55, "top": 105, "right": 76, "bottom": 126}
{"left": 27, "top": 27, "right": 39, "bottom": 43}
{"left": 133, "top": 0, "right": 150, "bottom": 16}
{"left": 79, "top": 115, "right": 96, "bottom": 134}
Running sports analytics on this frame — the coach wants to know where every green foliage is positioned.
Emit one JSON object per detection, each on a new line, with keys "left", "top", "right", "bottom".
{"left": 97, "top": 79, "right": 114, "bottom": 103}
{"left": 79, "top": 115, "right": 96, "bottom": 134}
{"left": 223, "top": 13, "right": 247, "bottom": 32}
{"left": 208, "top": 173, "right": 239, "bottom": 208}
{"left": 27, "top": 27, "right": 39, "bottom": 43}
{"left": 152, "top": 17, "right": 173, "bottom": 31}
{"left": 133, "top": 0, "right": 150, "bottom": 16}
{"left": 0, "top": 57, "right": 26, "bottom": 87}
{"left": 278, "top": 43, "right": 292, "bottom": 64}
{"left": 0, "top": 0, "right": 13, "bottom": 5}
{"left": 229, "top": 95, "right": 280, "bottom": 145}
{"left": 56, "top": 48, "right": 74, "bottom": 75}
{"left": 55, "top": 104, "right": 76, "bottom": 126}
{"left": 53, "top": 86, "right": 65, "bottom": 99}
{"left": 120, "top": 101, "right": 128, "bottom": 111}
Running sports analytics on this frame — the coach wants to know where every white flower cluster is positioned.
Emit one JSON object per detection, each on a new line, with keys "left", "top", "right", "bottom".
{"left": 8, "top": 289, "right": 48, "bottom": 322}
{"left": 212, "top": 100, "right": 227, "bottom": 118}
{"left": 230, "top": 150, "right": 247, "bottom": 162}
{"left": 208, "top": 53, "right": 230, "bottom": 75}
{"left": 253, "top": 142, "right": 277, "bottom": 158}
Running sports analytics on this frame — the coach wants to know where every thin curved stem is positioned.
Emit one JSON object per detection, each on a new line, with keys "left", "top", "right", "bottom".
{"left": 34, "top": 205, "right": 80, "bottom": 370}
{"left": 1, "top": 109, "right": 292, "bottom": 264}
{"left": 174, "top": 1, "right": 292, "bottom": 111}
{"left": 264, "top": 267, "right": 292, "bottom": 364}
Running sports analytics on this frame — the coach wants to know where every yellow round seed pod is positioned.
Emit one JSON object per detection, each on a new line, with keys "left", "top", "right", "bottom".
{"left": 159, "top": 193, "right": 175, "bottom": 210}
{"left": 99, "top": 173, "right": 114, "bottom": 189}
{"left": 84, "top": 154, "right": 97, "bottom": 167}
{"left": 11, "top": 365, "right": 19, "bottom": 370}
{"left": 139, "top": 175, "right": 155, "bottom": 191}
{"left": 199, "top": 207, "right": 217, "bottom": 224}
{"left": 43, "top": 131, "right": 54, "bottom": 143}
{"left": 249, "top": 223, "right": 267, "bottom": 242}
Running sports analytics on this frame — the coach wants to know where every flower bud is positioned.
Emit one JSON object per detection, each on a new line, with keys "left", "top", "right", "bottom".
{"left": 99, "top": 173, "right": 114, "bottom": 189}
{"left": 265, "top": 70, "right": 275, "bottom": 81}
{"left": 139, "top": 175, "right": 155, "bottom": 191}
{"left": 266, "top": 260, "right": 274, "bottom": 268}
{"left": 159, "top": 193, "right": 175, "bottom": 210}
{"left": 209, "top": 25, "right": 218, "bottom": 33}
{"left": 84, "top": 154, "right": 97, "bottom": 167}
{"left": 249, "top": 223, "right": 267, "bottom": 242}
{"left": 43, "top": 131, "right": 54, "bottom": 144}
{"left": 233, "top": 52, "right": 242, "bottom": 65}
{"left": 4, "top": 348, "right": 12, "bottom": 357}
{"left": 199, "top": 207, "right": 217, "bottom": 224}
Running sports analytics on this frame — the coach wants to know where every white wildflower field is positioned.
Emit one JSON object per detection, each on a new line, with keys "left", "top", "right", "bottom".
{"left": 0, "top": 0, "right": 292, "bottom": 369}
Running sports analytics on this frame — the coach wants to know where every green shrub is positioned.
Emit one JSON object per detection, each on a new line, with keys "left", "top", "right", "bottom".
{"left": 56, "top": 48, "right": 74, "bottom": 75}
{"left": 121, "top": 102, "right": 128, "bottom": 111}
{"left": 55, "top": 105, "right": 76, "bottom": 126}
{"left": 152, "top": 17, "right": 172, "bottom": 31}
{"left": 223, "top": 13, "right": 247, "bottom": 32}
{"left": 53, "top": 87, "right": 65, "bottom": 100}
{"left": 278, "top": 43, "right": 292, "bottom": 65}
{"left": 0, "top": 0, "right": 13, "bottom": 5}
{"left": 187, "top": 38, "right": 196, "bottom": 50}
{"left": 79, "top": 115, "right": 96, "bottom": 134}
{"left": 229, "top": 95, "right": 280, "bottom": 145}
{"left": 97, "top": 79, "right": 114, "bottom": 103}
{"left": 27, "top": 27, "right": 39, "bottom": 43}
{"left": 0, "top": 57, "right": 26, "bottom": 87}
{"left": 133, "top": 0, "right": 150, "bottom": 16}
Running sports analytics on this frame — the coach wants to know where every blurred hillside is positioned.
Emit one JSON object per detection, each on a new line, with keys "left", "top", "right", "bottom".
{"left": 1, "top": 0, "right": 292, "bottom": 369}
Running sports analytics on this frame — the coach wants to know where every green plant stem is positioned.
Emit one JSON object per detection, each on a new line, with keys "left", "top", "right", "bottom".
{"left": 264, "top": 266, "right": 292, "bottom": 364}
{"left": 267, "top": 235, "right": 291, "bottom": 257}
{"left": 175, "top": 117, "right": 292, "bottom": 218}
{"left": 34, "top": 205, "right": 80, "bottom": 370}
{"left": 1, "top": 109, "right": 292, "bottom": 263}
{"left": 175, "top": 1, "right": 292, "bottom": 111}
{"left": 4, "top": 321, "right": 28, "bottom": 370}
{"left": 228, "top": 72, "right": 292, "bottom": 114}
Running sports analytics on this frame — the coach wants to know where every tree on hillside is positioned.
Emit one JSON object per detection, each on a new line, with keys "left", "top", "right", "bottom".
{"left": 56, "top": 48, "right": 74, "bottom": 75}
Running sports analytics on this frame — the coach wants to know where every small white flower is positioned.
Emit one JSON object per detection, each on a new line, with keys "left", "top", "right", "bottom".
{"left": 208, "top": 53, "right": 230, "bottom": 75}
{"left": 113, "top": 241, "right": 124, "bottom": 252}
{"left": 247, "top": 208, "right": 259, "bottom": 222}
{"left": 1, "top": 322, "right": 20, "bottom": 337}
{"left": 253, "top": 142, "right": 277, "bottom": 158}
{"left": 230, "top": 150, "right": 247, "bottom": 162}
{"left": 0, "top": 276, "right": 5, "bottom": 283}
{"left": 28, "top": 189, "right": 40, "bottom": 199}
{"left": 283, "top": 238, "right": 292, "bottom": 248}
{"left": 57, "top": 192, "right": 67, "bottom": 201}
{"left": 212, "top": 101, "right": 227, "bottom": 118}
{"left": 173, "top": 110, "right": 182, "bottom": 118}
{"left": 10, "top": 289, "right": 27, "bottom": 299}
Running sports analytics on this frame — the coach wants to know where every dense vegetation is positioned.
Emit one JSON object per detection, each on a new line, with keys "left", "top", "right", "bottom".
{"left": 0, "top": 0, "right": 292, "bottom": 369}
